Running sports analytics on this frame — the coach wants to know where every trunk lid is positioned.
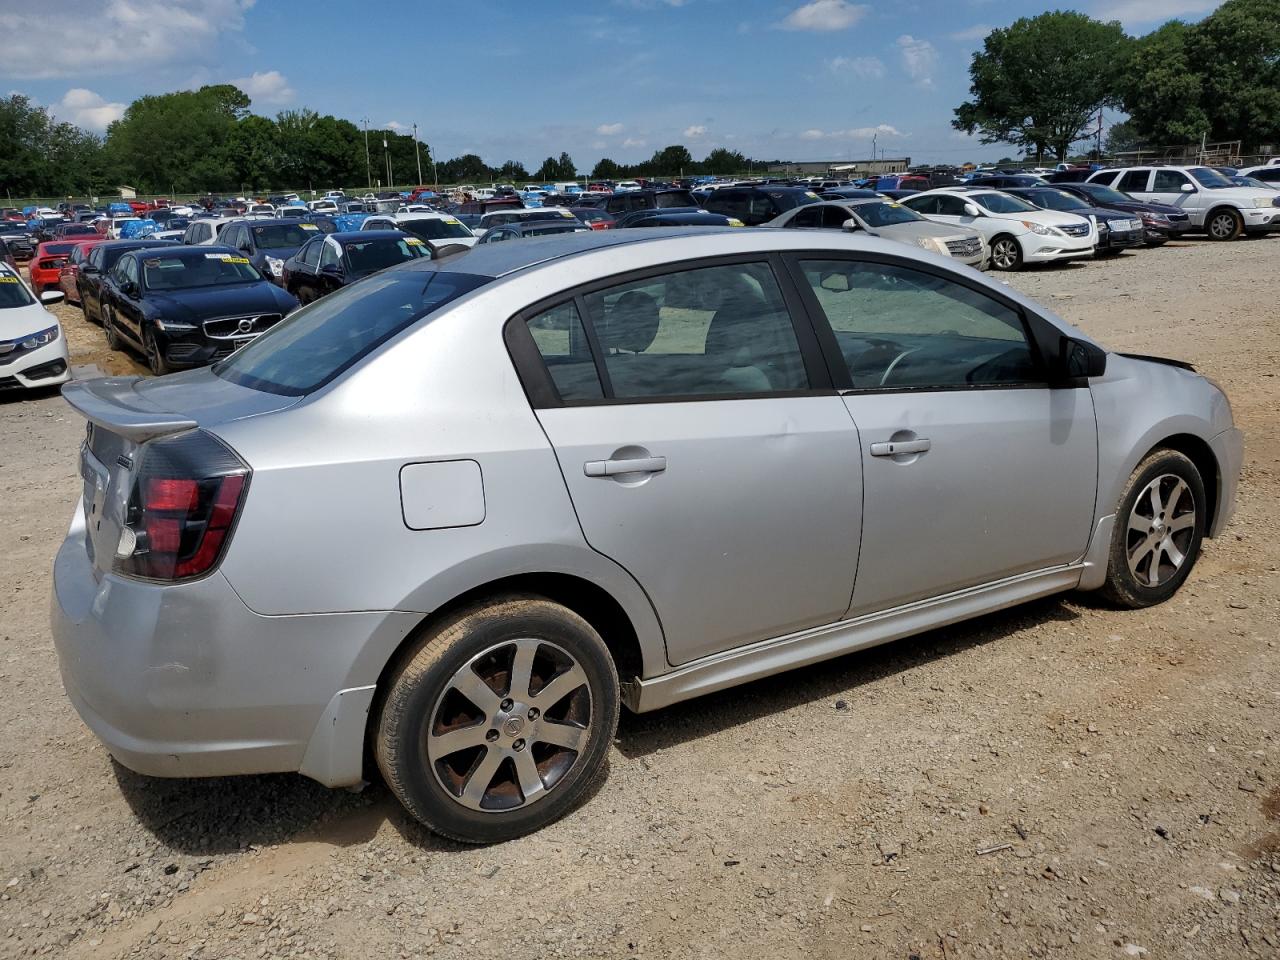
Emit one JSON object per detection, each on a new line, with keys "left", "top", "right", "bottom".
{"left": 64, "top": 370, "right": 297, "bottom": 575}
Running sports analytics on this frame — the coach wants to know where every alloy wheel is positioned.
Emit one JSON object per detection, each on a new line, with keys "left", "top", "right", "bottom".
{"left": 991, "top": 239, "right": 1019, "bottom": 270}
{"left": 1125, "top": 473, "right": 1196, "bottom": 587}
{"left": 1208, "top": 212, "right": 1237, "bottom": 240}
{"left": 426, "top": 638, "right": 592, "bottom": 813}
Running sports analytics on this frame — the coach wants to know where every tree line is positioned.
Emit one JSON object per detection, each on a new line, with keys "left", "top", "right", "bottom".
{"left": 0, "top": 86, "right": 763, "bottom": 199}
{"left": 954, "top": 0, "right": 1279, "bottom": 161}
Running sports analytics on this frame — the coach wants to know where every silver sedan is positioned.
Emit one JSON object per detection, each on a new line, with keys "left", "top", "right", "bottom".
{"left": 52, "top": 229, "right": 1241, "bottom": 843}
{"left": 766, "top": 198, "right": 987, "bottom": 267}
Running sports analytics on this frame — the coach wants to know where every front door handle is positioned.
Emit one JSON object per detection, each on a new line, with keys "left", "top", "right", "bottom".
{"left": 584, "top": 456, "right": 667, "bottom": 478}
{"left": 869, "top": 438, "right": 930, "bottom": 457}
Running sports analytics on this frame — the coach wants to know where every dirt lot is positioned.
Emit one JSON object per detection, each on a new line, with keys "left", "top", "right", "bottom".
{"left": 2, "top": 238, "right": 1278, "bottom": 960}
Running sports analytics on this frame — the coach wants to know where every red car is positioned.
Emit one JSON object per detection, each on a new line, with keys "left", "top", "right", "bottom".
{"left": 28, "top": 240, "right": 79, "bottom": 294}
{"left": 58, "top": 238, "right": 107, "bottom": 304}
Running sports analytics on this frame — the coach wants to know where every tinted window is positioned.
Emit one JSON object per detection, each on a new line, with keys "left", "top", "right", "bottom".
{"left": 1118, "top": 171, "right": 1150, "bottom": 193}
{"left": 398, "top": 217, "right": 472, "bottom": 241}
{"left": 343, "top": 236, "right": 430, "bottom": 275}
{"left": 525, "top": 301, "right": 604, "bottom": 401}
{"left": 318, "top": 239, "right": 341, "bottom": 269}
{"left": 251, "top": 223, "right": 322, "bottom": 249}
{"left": 799, "top": 259, "right": 1037, "bottom": 389}
{"left": 787, "top": 206, "right": 823, "bottom": 228}
{"left": 904, "top": 195, "right": 940, "bottom": 215}
{"left": 1188, "top": 167, "right": 1232, "bottom": 188}
{"left": 1152, "top": 170, "right": 1190, "bottom": 191}
{"left": 215, "top": 271, "right": 491, "bottom": 396}
{"left": 299, "top": 237, "right": 322, "bottom": 267}
{"left": 976, "top": 193, "right": 1038, "bottom": 214}
{"left": 850, "top": 201, "right": 922, "bottom": 227}
{"left": 579, "top": 262, "right": 809, "bottom": 399}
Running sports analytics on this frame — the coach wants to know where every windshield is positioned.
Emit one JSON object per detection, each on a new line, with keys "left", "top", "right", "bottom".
{"left": 1079, "top": 183, "right": 1132, "bottom": 204}
{"left": 215, "top": 270, "right": 491, "bottom": 396}
{"left": 1189, "top": 167, "right": 1234, "bottom": 189}
{"left": 976, "top": 193, "right": 1038, "bottom": 214}
{"left": 343, "top": 236, "right": 431, "bottom": 275}
{"left": 1030, "top": 190, "right": 1088, "bottom": 211}
{"left": 142, "top": 252, "right": 263, "bottom": 290}
{"left": 0, "top": 274, "right": 36, "bottom": 308}
{"left": 399, "top": 217, "right": 473, "bottom": 241}
{"left": 252, "top": 223, "right": 320, "bottom": 250}
{"left": 850, "top": 201, "right": 922, "bottom": 227}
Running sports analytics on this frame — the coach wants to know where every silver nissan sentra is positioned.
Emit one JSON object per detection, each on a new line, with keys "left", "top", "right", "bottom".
{"left": 51, "top": 228, "right": 1242, "bottom": 843}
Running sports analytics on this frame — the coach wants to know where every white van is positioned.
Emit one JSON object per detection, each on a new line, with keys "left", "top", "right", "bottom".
{"left": 1087, "top": 165, "right": 1278, "bottom": 240}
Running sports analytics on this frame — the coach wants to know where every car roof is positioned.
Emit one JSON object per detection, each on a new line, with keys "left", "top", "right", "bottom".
{"left": 333, "top": 230, "right": 407, "bottom": 242}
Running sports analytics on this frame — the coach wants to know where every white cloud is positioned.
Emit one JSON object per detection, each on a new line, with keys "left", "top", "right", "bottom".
{"left": 386, "top": 120, "right": 408, "bottom": 132}
{"left": 949, "top": 24, "right": 991, "bottom": 42}
{"left": 596, "top": 122, "right": 625, "bottom": 135}
{"left": 56, "top": 88, "right": 125, "bottom": 131}
{"left": 683, "top": 124, "right": 707, "bottom": 137}
{"left": 1094, "top": 0, "right": 1221, "bottom": 25}
{"left": 896, "top": 34, "right": 938, "bottom": 88}
{"left": 0, "top": 0, "right": 255, "bottom": 79}
{"left": 825, "top": 55, "right": 885, "bottom": 79}
{"left": 622, "top": 137, "right": 647, "bottom": 148}
{"left": 798, "top": 124, "right": 905, "bottom": 140}
{"left": 232, "top": 69, "right": 295, "bottom": 105}
{"left": 779, "top": 0, "right": 867, "bottom": 32}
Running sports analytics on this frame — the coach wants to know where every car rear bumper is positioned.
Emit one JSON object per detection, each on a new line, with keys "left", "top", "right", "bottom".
{"left": 51, "top": 504, "right": 415, "bottom": 786}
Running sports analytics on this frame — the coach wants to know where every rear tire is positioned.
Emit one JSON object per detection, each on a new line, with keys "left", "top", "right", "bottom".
{"left": 375, "top": 596, "right": 619, "bottom": 844}
{"left": 1206, "top": 208, "right": 1242, "bottom": 241}
{"left": 989, "top": 235, "right": 1023, "bottom": 271}
{"left": 1100, "top": 449, "right": 1206, "bottom": 609}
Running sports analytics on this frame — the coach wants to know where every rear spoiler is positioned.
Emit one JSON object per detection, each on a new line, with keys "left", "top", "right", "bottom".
{"left": 61, "top": 377, "right": 198, "bottom": 442}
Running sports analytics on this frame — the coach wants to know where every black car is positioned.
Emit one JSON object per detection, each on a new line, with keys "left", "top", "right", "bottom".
{"left": 31, "top": 217, "right": 70, "bottom": 243}
{"left": 99, "top": 245, "right": 298, "bottom": 375}
{"left": 614, "top": 210, "right": 740, "bottom": 228}
{"left": 0, "top": 236, "right": 15, "bottom": 272}
{"left": 968, "top": 174, "right": 1046, "bottom": 189}
{"left": 1051, "top": 181, "right": 1193, "bottom": 245}
{"left": 703, "top": 186, "right": 821, "bottom": 226}
{"left": 603, "top": 188, "right": 699, "bottom": 217}
{"left": 1006, "top": 187, "right": 1146, "bottom": 254}
{"left": 217, "top": 218, "right": 325, "bottom": 285}
{"left": 77, "top": 239, "right": 176, "bottom": 324}
{"left": 0, "top": 222, "right": 35, "bottom": 261}
{"left": 282, "top": 230, "right": 431, "bottom": 304}
{"left": 1046, "top": 169, "right": 1095, "bottom": 184}
{"left": 819, "top": 187, "right": 881, "bottom": 201}
{"left": 49, "top": 222, "right": 99, "bottom": 241}
{"left": 476, "top": 221, "right": 590, "bottom": 243}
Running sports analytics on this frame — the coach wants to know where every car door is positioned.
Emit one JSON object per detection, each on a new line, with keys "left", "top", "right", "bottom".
{"left": 80, "top": 246, "right": 106, "bottom": 319}
{"left": 1145, "top": 169, "right": 1199, "bottom": 219}
{"left": 786, "top": 254, "right": 1098, "bottom": 616}
{"left": 510, "top": 257, "right": 864, "bottom": 665}
{"left": 316, "top": 237, "right": 344, "bottom": 293}
{"left": 111, "top": 254, "right": 145, "bottom": 346}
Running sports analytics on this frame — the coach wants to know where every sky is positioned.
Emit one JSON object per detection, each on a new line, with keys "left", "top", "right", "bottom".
{"left": 0, "top": 0, "right": 1226, "bottom": 170}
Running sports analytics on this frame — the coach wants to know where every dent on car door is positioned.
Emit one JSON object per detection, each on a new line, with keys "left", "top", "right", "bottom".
{"left": 786, "top": 255, "right": 1099, "bottom": 616}
{"left": 509, "top": 258, "right": 864, "bottom": 666}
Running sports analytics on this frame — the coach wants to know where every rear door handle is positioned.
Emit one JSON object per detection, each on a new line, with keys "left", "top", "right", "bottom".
{"left": 584, "top": 456, "right": 667, "bottom": 478}
{"left": 869, "top": 438, "right": 931, "bottom": 457}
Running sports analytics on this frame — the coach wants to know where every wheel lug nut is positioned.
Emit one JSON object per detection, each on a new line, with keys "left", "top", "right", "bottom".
{"left": 500, "top": 698, "right": 513, "bottom": 711}
{"left": 512, "top": 738, "right": 526, "bottom": 752}
{"left": 527, "top": 707, "right": 540, "bottom": 720}
{"left": 485, "top": 729, "right": 499, "bottom": 743}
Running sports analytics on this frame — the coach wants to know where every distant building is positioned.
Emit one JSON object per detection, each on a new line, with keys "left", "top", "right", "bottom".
{"left": 117, "top": 185, "right": 137, "bottom": 199}
{"left": 767, "top": 157, "right": 910, "bottom": 177}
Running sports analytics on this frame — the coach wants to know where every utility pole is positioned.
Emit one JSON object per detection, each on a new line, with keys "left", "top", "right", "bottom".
{"left": 362, "top": 117, "right": 372, "bottom": 189}
{"left": 384, "top": 136, "right": 393, "bottom": 191}
{"left": 413, "top": 123, "right": 423, "bottom": 186}
{"left": 1096, "top": 109, "right": 1103, "bottom": 160}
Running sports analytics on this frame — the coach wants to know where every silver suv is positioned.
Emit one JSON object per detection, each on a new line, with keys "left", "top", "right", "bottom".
{"left": 1088, "top": 165, "right": 1279, "bottom": 239}
{"left": 52, "top": 229, "right": 1242, "bottom": 842}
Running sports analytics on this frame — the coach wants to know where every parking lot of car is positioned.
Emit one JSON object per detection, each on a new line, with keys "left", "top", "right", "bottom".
{"left": 1, "top": 232, "right": 1277, "bottom": 959}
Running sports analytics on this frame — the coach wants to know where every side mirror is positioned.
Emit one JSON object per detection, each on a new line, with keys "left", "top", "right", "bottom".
{"left": 841, "top": 218, "right": 860, "bottom": 232}
{"left": 963, "top": 203, "right": 981, "bottom": 217}
{"left": 1180, "top": 183, "right": 1195, "bottom": 193}
{"left": 1057, "top": 336, "right": 1107, "bottom": 382}
{"left": 40, "top": 290, "right": 65, "bottom": 304}
{"left": 81, "top": 263, "right": 99, "bottom": 275}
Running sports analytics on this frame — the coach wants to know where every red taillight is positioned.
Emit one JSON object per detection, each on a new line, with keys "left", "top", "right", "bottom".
{"left": 116, "top": 431, "right": 249, "bottom": 582}
{"left": 590, "top": 221, "right": 611, "bottom": 230}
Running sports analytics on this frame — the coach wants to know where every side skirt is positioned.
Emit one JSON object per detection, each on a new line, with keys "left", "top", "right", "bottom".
{"left": 622, "top": 564, "right": 1084, "bottom": 713}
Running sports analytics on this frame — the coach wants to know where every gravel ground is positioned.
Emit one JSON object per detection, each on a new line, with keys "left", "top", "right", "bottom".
{"left": 1, "top": 237, "right": 1278, "bottom": 960}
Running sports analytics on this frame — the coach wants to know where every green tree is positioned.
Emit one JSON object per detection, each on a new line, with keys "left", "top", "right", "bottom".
{"left": 1102, "top": 119, "right": 1143, "bottom": 156}
{"left": 496, "top": 159, "right": 529, "bottom": 181}
{"left": 591, "top": 157, "right": 624, "bottom": 179}
{"left": 534, "top": 156, "right": 559, "bottom": 181}
{"left": 953, "top": 12, "right": 1129, "bottom": 161}
{"left": 1185, "top": 0, "right": 1280, "bottom": 143}
{"left": 647, "top": 144, "right": 694, "bottom": 175}
{"left": 439, "top": 153, "right": 490, "bottom": 184}
{"left": 1118, "top": 22, "right": 1210, "bottom": 144}
{"left": 701, "top": 147, "right": 746, "bottom": 176}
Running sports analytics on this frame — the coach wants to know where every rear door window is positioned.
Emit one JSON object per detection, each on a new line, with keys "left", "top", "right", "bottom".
{"left": 524, "top": 301, "right": 604, "bottom": 401}
{"left": 1119, "top": 170, "right": 1151, "bottom": 192}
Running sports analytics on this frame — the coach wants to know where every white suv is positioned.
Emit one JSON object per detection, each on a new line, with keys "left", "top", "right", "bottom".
{"left": 901, "top": 188, "right": 1096, "bottom": 271}
{"left": 1087, "top": 166, "right": 1278, "bottom": 240}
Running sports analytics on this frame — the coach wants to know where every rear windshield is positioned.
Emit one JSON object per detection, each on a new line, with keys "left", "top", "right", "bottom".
{"left": 214, "top": 270, "right": 491, "bottom": 396}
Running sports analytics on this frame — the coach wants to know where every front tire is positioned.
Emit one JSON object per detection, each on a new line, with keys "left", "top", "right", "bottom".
{"left": 1206, "top": 208, "right": 1242, "bottom": 241}
{"left": 989, "top": 235, "right": 1023, "bottom": 271}
{"left": 375, "top": 596, "right": 620, "bottom": 844}
{"left": 102, "top": 305, "right": 121, "bottom": 350}
{"left": 1101, "top": 449, "right": 1206, "bottom": 608}
{"left": 143, "top": 326, "right": 170, "bottom": 376}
